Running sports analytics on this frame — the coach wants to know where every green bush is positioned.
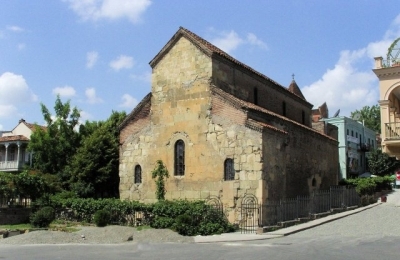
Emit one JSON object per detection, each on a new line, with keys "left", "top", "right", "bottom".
{"left": 93, "top": 210, "right": 111, "bottom": 227}
{"left": 30, "top": 206, "right": 55, "bottom": 228}
{"left": 150, "top": 216, "right": 175, "bottom": 229}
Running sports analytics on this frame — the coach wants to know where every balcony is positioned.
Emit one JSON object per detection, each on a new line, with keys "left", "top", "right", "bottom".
{"left": 0, "top": 160, "right": 25, "bottom": 172}
{"left": 358, "top": 143, "right": 371, "bottom": 152}
{"left": 385, "top": 122, "right": 400, "bottom": 140}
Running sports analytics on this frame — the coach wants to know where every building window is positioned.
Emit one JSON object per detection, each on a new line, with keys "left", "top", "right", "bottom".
{"left": 174, "top": 140, "right": 185, "bottom": 176}
{"left": 302, "top": 110, "right": 305, "bottom": 124}
{"left": 224, "top": 158, "right": 235, "bottom": 181}
{"left": 356, "top": 133, "right": 358, "bottom": 138}
{"left": 134, "top": 165, "right": 142, "bottom": 184}
{"left": 351, "top": 130, "right": 354, "bottom": 137}
{"left": 282, "top": 102, "right": 286, "bottom": 116}
{"left": 347, "top": 129, "right": 349, "bottom": 135}
{"left": 253, "top": 87, "right": 258, "bottom": 105}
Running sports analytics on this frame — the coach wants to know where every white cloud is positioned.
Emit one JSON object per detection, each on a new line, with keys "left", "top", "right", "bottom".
{"left": 0, "top": 72, "right": 37, "bottom": 119}
{"left": 52, "top": 86, "right": 76, "bottom": 97}
{"left": 302, "top": 46, "right": 389, "bottom": 118}
{"left": 302, "top": 16, "right": 400, "bottom": 117}
{"left": 119, "top": 94, "right": 138, "bottom": 109}
{"left": 130, "top": 71, "right": 151, "bottom": 83}
{"left": 6, "top": 25, "right": 24, "bottom": 32}
{"left": 86, "top": 51, "right": 99, "bottom": 68}
{"left": 246, "top": 33, "right": 268, "bottom": 50}
{"left": 209, "top": 29, "right": 267, "bottom": 54}
{"left": 17, "top": 43, "right": 26, "bottom": 50}
{"left": 85, "top": 87, "right": 103, "bottom": 104}
{"left": 109, "top": 55, "right": 134, "bottom": 71}
{"left": 210, "top": 30, "right": 243, "bottom": 53}
{"left": 65, "top": 0, "right": 152, "bottom": 23}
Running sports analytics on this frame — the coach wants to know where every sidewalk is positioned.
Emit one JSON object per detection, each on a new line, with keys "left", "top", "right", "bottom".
{"left": 194, "top": 202, "right": 381, "bottom": 243}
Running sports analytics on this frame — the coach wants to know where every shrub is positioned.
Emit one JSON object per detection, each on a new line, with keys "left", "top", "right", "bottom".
{"left": 93, "top": 210, "right": 111, "bottom": 227}
{"left": 30, "top": 206, "right": 55, "bottom": 228}
{"left": 150, "top": 216, "right": 175, "bottom": 229}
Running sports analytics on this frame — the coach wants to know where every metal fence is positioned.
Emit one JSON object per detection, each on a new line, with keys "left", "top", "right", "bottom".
{"left": 260, "top": 186, "right": 360, "bottom": 227}
{"left": 0, "top": 196, "right": 31, "bottom": 208}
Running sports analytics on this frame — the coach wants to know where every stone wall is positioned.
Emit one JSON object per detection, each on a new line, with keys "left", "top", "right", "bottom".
{"left": 0, "top": 207, "right": 31, "bottom": 225}
{"left": 212, "top": 58, "right": 312, "bottom": 127}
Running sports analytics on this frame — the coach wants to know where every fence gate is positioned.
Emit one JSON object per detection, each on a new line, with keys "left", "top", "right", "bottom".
{"left": 205, "top": 196, "right": 224, "bottom": 217}
{"left": 240, "top": 194, "right": 259, "bottom": 234}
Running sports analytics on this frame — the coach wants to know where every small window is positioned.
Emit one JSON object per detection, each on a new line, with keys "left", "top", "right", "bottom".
{"left": 347, "top": 129, "right": 349, "bottom": 135}
{"left": 312, "top": 178, "right": 316, "bottom": 187}
{"left": 356, "top": 133, "right": 358, "bottom": 138}
{"left": 174, "top": 140, "right": 185, "bottom": 176}
{"left": 134, "top": 165, "right": 142, "bottom": 184}
{"left": 224, "top": 158, "right": 235, "bottom": 181}
{"left": 253, "top": 87, "right": 258, "bottom": 105}
{"left": 351, "top": 130, "right": 354, "bottom": 137}
{"left": 282, "top": 102, "right": 286, "bottom": 116}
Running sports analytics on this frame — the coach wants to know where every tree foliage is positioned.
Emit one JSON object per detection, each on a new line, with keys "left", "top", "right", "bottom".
{"left": 64, "top": 111, "right": 126, "bottom": 198}
{"left": 28, "top": 95, "right": 80, "bottom": 174}
{"left": 350, "top": 105, "right": 381, "bottom": 133}
{"left": 367, "top": 149, "right": 400, "bottom": 176}
{"left": 151, "top": 160, "right": 169, "bottom": 200}
{"left": 27, "top": 96, "right": 127, "bottom": 199}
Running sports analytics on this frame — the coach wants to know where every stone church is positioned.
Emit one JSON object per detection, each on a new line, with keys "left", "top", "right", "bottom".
{"left": 119, "top": 27, "right": 338, "bottom": 219}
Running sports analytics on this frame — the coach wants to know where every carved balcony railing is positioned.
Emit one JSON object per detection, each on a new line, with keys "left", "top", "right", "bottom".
{"left": 0, "top": 160, "right": 25, "bottom": 172}
{"left": 385, "top": 122, "right": 400, "bottom": 140}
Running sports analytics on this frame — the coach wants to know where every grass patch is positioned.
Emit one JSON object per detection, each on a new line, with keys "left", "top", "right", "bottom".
{"left": 136, "top": 225, "right": 151, "bottom": 231}
{"left": 0, "top": 223, "right": 32, "bottom": 230}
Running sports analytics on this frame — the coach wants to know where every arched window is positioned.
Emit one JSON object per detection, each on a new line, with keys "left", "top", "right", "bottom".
{"left": 134, "top": 165, "right": 142, "bottom": 184}
{"left": 174, "top": 140, "right": 185, "bottom": 176}
{"left": 224, "top": 158, "right": 235, "bottom": 181}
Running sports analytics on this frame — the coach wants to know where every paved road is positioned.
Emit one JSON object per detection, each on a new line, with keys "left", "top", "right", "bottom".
{"left": 1, "top": 190, "right": 400, "bottom": 260}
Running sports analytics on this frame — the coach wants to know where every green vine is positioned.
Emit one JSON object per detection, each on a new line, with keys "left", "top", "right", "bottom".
{"left": 151, "top": 160, "right": 169, "bottom": 200}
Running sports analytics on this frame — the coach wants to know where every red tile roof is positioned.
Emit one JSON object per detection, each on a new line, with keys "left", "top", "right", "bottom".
{"left": 0, "top": 135, "right": 29, "bottom": 142}
{"left": 211, "top": 86, "right": 336, "bottom": 141}
{"left": 149, "top": 27, "right": 311, "bottom": 106}
{"left": 23, "top": 121, "right": 47, "bottom": 131}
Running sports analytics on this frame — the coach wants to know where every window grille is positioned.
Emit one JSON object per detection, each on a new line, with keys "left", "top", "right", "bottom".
{"left": 224, "top": 158, "right": 235, "bottom": 181}
{"left": 134, "top": 165, "right": 142, "bottom": 184}
{"left": 174, "top": 140, "right": 185, "bottom": 176}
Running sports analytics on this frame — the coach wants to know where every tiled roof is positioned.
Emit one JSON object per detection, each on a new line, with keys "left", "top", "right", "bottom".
{"left": 0, "top": 135, "right": 29, "bottom": 142}
{"left": 211, "top": 86, "right": 336, "bottom": 141}
{"left": 150, "top": 27, "right": 311, "bottom": 106}
{"left": 288, "top": 80, "right": 306, "bottom": 100}
{"left": 119, "top": 93, "right": 152, "bottom": 130}
{"left": 23, "top": 121, "right": 47, "bottom": 131}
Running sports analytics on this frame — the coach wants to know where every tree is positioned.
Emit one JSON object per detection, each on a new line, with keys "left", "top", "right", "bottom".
{"left": 28, "top": 95, "right": 80, "bottom": 175}
{"left": 65, "top": 111, "right": 126, "bottom": 198}
{"left": 350, "top": 105, "right": 381, "bottom": 133}
{"left": 367, "top": 149, "right": 400, "bottom": 176}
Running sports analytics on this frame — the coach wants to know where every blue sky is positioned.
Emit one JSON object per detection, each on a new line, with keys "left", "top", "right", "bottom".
{"left": 1, "top": 0, "right": 400, "bottom": 130}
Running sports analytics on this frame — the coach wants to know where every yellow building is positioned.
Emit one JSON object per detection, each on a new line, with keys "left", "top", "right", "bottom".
{"left": 374, "top": 38, "right": 400, "bottom": 158}
{"left": 119, "top": 27, "right": 338, "bottom": 224}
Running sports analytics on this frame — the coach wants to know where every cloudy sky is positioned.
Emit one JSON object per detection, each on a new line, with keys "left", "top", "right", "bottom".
{"left": 1, "top": 1, "right": 400, "bottom": 130}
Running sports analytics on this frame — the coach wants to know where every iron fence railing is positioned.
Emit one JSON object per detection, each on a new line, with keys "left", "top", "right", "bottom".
{"left": 260, "top": 186, "right": 361, "bottom": 227}
{"left": 0, "top": 196, "right": 31, "bottom": 208}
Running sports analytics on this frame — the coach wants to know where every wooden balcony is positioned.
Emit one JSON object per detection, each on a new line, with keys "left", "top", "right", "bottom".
{"left": 0, "top": 160, "right": 25, "bottom": 172}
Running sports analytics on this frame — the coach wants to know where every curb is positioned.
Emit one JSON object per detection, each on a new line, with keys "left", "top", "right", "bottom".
{"left": 194, "top": 202, "right": 382, "bottom": 243}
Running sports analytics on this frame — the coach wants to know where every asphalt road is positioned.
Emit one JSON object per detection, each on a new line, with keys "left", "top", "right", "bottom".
{"left": 1, "top": 190, "right": 400, "bottom": 260}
